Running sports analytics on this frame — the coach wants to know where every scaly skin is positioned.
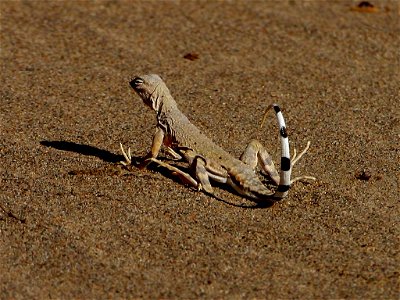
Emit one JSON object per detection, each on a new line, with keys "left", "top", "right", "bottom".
{"left": 123, "top": 74, "right": 314, "bottom": 201}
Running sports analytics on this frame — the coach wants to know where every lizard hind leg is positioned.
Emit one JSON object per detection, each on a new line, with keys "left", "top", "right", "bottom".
{"left": 240, "top": 139, "right": 280, "bottom": 186}
{"left": 148, "top": 158, "right": 200, "bottom": 189}
{"left": 192, "top": 156, "right": 214, "bottom": 194}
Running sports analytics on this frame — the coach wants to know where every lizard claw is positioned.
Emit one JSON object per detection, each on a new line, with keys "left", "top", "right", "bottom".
{"left": 290, "top": 141, "right": 316, "bottom": 184}
{"left": 291, "top": 175, "right": 316, "bottom": 184}
{"left": 292, "top": 141, "right": 311, "bottom": 167}
{"left": 119, "top": 143, "right": 132, "bottom": 166}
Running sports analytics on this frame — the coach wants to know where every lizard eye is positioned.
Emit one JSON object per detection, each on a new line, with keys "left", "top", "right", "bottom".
{"left": 130, "top": 77, "right": 144, "bottom": 87}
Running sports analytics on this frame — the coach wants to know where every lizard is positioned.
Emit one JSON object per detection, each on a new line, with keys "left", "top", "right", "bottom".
{"left": 120, "top": 74, "right": 315, "bottom": 202}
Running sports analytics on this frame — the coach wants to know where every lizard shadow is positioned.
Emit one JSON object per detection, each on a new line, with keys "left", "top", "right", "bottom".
{"left": 39, "top": 140, "right": 197, "bottom": 181}
{"left": 205, "top": 192, "right": 274, "bottom": 209}
{"left": 150, "top": 160, "right": 274, "bottom": 209}
{"left": 204, "top": 183, "right": 275, "bottom": 209}
{"left": 40, "top": 140, "right": 128, "bottom": 163}
{"left": 40, "top": 141, "right": 274, "bottom": 209}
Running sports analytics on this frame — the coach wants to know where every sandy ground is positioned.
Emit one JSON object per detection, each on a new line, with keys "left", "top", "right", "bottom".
{"left": 1, "top": 0, "right": 399, "bottom": 299}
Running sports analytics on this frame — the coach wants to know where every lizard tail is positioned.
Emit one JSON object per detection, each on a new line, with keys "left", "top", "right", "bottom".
{"left": 263, "top": 104, "right": 291, "bottom": 199}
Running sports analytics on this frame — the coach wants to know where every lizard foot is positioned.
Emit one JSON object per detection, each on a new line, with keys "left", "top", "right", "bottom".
{"left": 119, "top": 143, "right": 132, "bottom": 166}
{"left": 291, "top": 176, "right": 316, "bottom": 184}
{"left": 292, "top": 141, "right": 311, "bottom": 167}
{"left": 290, "top": 141, "right": 316, "bottom": 184}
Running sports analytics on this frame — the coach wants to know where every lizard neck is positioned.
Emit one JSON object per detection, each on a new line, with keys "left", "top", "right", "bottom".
{"left": 156, "top": 95, "right": 190, "bottom": 141}
{"left": 157, "top": 94, "right": 179, "bottom": 119}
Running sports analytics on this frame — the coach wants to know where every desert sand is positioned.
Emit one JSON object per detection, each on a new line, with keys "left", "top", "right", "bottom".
{"left": 1, "top": 1, "right": 399, "bottom": 298}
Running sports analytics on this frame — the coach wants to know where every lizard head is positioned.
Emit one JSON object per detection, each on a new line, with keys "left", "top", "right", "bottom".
{"left": 130, "top": 74, "right": 170, "bottom": 112}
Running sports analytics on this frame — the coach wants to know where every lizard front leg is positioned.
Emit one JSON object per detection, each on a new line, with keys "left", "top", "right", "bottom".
{"left": 138, "top": 126, "right": 165, "bottom": 169}
{"left": 119, "top": 127, "right": 165, "bottom": 169}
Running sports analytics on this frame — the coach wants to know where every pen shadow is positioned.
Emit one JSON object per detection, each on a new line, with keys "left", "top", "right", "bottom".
{"left": 40, "top": 140, "right": 273, "bottom": 209}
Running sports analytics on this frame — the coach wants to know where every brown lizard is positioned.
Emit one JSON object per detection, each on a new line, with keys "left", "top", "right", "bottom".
{"left": 120, "top": 74, "right": 315, "bottom": 202}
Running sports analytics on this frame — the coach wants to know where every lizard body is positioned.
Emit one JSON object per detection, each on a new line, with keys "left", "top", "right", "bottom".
{"left": 122, "top": 74, "right": 314, "bottom": 201}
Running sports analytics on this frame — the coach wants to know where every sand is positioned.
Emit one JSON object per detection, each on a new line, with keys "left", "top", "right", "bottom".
{"left": 1, "top": 0, "right": 399, "bottom": 298}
